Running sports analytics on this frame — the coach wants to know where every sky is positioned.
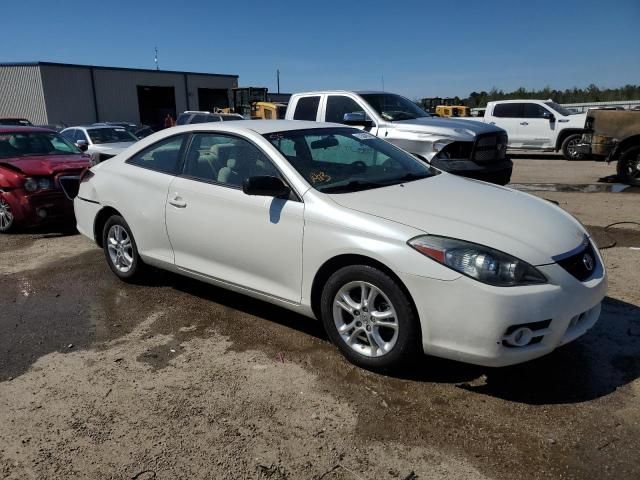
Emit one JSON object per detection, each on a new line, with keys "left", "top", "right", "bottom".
{"left": 1, "top": 0, "right": 639, "bottom": 100}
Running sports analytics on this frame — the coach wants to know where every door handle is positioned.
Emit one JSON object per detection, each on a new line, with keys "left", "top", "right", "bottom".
{"left": 520, "top": 122, "right": 529, "bottom": 126}
{"left": 169, "top": 195, "right": 187, "bottom": 208}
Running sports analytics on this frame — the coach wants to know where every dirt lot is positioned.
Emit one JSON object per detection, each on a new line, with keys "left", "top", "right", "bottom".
{"left": 1, "top": 158, "right": 639, "bottom": 480}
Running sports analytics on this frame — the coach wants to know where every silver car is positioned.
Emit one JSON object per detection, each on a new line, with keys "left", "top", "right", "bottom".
{"left": 61, "top": 125, "right": 138, "bottom": 164}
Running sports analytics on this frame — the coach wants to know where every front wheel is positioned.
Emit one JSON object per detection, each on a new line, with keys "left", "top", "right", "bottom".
{"left": 617, "top": 145, "right": 640, "bottom": 186}
{"left": 102, "top": 215, "right": 146, "bottom": 281}
{"left": 561, "top": 133, "right": 586, "bottom": 160}
{"left": 0, "top": 197, "right": 15, "bottom": 233}
{"left": 320, "top": 265, "right": 420, "bottom": 370}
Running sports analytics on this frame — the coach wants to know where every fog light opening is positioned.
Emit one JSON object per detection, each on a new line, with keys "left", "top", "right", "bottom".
{"left": 37, "top": 208, "right": 47, "bottom": 219}
{"left": 507, "top": 327, "right": 534, "bottom": 347}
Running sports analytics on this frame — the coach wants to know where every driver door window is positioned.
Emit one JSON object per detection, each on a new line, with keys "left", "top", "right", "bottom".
{"left": 325, "top": 96, "right": 367, "bottom": 124}
{"left": 182, "top": 133, "right": 280, "bottom": 188}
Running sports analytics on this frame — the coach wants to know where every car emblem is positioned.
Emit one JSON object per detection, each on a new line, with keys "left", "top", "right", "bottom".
{"left": 582, "top": 253, "right": 594, "bottom": 271}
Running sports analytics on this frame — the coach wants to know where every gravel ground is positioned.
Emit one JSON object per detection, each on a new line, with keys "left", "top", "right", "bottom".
{"left": 1, "top": 160, "right": 639, "bottom": 480}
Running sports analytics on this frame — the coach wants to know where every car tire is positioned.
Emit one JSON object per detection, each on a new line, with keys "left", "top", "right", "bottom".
{"left": 0, "top": 197, "right": 15, "bottom": 233}
{"left": 616, "top": 145, "right": 640, "bottom": 186}
{"left": 320, "top": 265, "right": 420, "bottom": 370}
{"left": 102, "top": 215, "right": 146, "bottom": 281}
{"left": 561, "top": 133, "right": 586, "bottom": 160}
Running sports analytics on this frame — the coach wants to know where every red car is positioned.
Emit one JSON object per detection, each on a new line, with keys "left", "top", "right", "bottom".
{"left": 0, "top": 127, "right": 90, "bottom": 232}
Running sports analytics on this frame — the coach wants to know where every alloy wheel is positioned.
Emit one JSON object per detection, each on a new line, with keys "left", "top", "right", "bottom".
{"left": 332, "top": 281, "right": 399, "bottom": 357}
{"left": 566, "top": 137, "right": 581, "bottom": 159}
{"left": 0, "top": 198, "right": 14, "bottom": 231}
{"left": 107, "top": 224, "right": 134, "bottom": 273}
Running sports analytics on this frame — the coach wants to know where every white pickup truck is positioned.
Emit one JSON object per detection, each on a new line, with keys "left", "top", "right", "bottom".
{"left": 285, "top": 90, "right": 513, "bottom": 185}
{"left": 463, "top": 99, "right": 587, "bottom": 159}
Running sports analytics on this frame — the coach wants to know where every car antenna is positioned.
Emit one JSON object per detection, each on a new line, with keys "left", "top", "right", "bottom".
{"left": 154, "top": 47, "right": 159, "bottom": 71}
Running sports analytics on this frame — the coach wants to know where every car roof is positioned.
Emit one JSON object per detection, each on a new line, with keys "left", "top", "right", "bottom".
{"left": 163, "top": 120, "right": 347, "bottom": 135}
{"left": 291, "top": 90, "right": 387, "bottom": 96}
{"left": 0, "top": 125, "right": 56, "bottom": 133}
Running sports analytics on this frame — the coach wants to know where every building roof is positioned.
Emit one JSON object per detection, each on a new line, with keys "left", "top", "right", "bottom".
{"left": 0, "top": 61, "right": 238, "bottom": 78}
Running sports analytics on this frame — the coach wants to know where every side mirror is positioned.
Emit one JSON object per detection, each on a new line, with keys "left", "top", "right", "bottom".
{"left": 243, "top": 175, "right": 290, "bottom": 198}
{"left": 543, "top": 111, "right": 556, "bottom": 122}
{"left": 343, "top": 112, "right": 374, "bottom": 128}
{"left": 76, "top": 140, "right": 88, "bottom": 152}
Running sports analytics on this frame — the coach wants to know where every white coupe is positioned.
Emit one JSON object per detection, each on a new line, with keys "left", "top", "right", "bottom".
{"left": 74, "top": 120, "right": 607, "bottom": 369}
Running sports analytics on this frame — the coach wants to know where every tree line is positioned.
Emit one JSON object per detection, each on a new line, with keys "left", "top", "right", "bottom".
{"left": 452, "top": 84, "right": 640, "bottom": 107}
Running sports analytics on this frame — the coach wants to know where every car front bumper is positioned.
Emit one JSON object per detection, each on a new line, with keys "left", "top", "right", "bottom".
{"left": 3, "top": 189, "right": 75, "bottom": 227}
{"left": 399, "top": 258, "right": 607, "bottom": 367}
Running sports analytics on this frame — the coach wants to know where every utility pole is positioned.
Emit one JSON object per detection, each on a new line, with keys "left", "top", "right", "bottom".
{"left": 277, "top": 69, "right": 280, "bottom": 94}
{"left": 154, "top": 47, "right": 159, "bottom": 71}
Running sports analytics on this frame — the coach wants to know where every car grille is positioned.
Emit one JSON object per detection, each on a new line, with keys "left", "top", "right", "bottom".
{"left": 556, "top": 240, "right": 598, "bottom": 282}
{"left": 55, "top": 170, "right": 83, "bottom": 200}
{"left": 472, "top": 133, "right": 508, "bottom": 162}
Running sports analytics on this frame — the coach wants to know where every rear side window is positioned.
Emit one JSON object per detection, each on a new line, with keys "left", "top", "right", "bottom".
{"left": 325, "top": 96, "right": 366, "bottom": 124}
{"left": 493, "top": 103, "right": 524, "bottom": 118}
{"left": 293, "top": 96, "right": 320, "bottom": 121}
{"left": 127, "top": 134, "right": 186, "bottom": 174}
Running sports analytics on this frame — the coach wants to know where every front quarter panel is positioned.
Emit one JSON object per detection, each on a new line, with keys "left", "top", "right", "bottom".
{"left": 301, "top": 191, "right": 461, "bottom": 308}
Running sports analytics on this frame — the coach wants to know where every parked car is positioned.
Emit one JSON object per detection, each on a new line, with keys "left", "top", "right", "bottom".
{"left": 285, "top": 91, "right": 512, "bottom": 185}
{"left": 74, "top": 120, "right": 606, "bottom": 370}
{"left": 0, "top": 126, "right": 90, "bottom": 232}
{"left": 0, "top": 117, "right": 33, "bottom": 127}
{"left": 176, "top": 111, "right": 244, "bottom": 125}
{"left": 61, "top": 125, "right": 138, "bottom": 164}
{"left": 576, "top": 109, "right": 640, "bottom": 185}
{"left": 93, "top": 122, "right": 155, "bottom": 139}
{"left": 463, "top": 99, "right": 587, "bottom": 159}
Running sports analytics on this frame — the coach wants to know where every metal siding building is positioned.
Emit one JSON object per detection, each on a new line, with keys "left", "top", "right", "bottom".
{"left": 0, "top": 62, "right": 238, "bottom": 129}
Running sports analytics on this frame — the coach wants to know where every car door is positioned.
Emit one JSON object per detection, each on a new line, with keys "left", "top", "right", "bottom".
{"left": 165, "top": 131, "right": 304, "bottom": 303}
{"left": 519, "top": 103, "right": 557, "bottom": 149}
{"left": 116, "top": 133, "right": 189, "bottom": 264}
{"left": 490, "top": 103, "right": 525, "bottom": 147}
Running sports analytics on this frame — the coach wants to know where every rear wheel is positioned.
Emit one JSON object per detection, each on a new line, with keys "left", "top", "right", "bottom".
{"left": 0, "top": 197, "right": 15, "bottom": 233}
{"left": 561, "top": 133, "right": 585, "bottom": 160}
{"left": 617, "top": 145, "right": 640, "bottom": 186}
{"left": 320, "top": 265, "right": 419, "bottom": 370}
{"left": 102, "top": 215, "right": 146, "bottom": 281}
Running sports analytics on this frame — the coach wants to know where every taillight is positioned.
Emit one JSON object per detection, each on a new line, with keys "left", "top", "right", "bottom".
{"left": 80, "top": 168, "right": 94, "bottom": 183}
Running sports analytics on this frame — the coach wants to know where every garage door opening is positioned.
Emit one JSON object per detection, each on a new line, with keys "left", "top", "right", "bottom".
{"left": 137, "top": 86, "right": 176, "bottom": 131}
{"left": 198, "top": 88, "right": 229, "bottom": 112}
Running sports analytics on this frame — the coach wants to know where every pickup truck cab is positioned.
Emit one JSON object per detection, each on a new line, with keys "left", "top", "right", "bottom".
{"left": 285, "top": 91, "right": 512, "bottom": 185}
{"left": 467, "top": 100, "right": 587, "bottom": 159}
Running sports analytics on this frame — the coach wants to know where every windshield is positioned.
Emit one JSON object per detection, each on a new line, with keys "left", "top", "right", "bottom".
{"left": 360, "top": 93, "right": 430, "bottom": 121}
{"left": 0, "top": 118, "right": 32, "bottom": 126}
{"left": 88, "top": 128, "right": 138, "bottom": 144}
{"left": 0, "top": 132, "right": 80, "bottom": 158}
{"left": 265, "top": 127, "right": 437, "bottom": 193}
{"left": 545, "top": 102, "right": 574, "bottom": 116}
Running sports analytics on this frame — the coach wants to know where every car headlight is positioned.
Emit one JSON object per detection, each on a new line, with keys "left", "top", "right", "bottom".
{"left": 408, "top": 235, "right": 547, "bottom": 287}
{"left": 24, "top": 178, "right": 38, "bottom": 192}
{"left": 432, "top": 139, "right": 452, "bottom": 153}
{"left": 37, "top": 178, "right": 52, "bottom": 190}
{"left": 23, "top": 177, "right": 53, "bottom": 191}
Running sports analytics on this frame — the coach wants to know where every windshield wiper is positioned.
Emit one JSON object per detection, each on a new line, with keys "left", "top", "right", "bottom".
{"left": 320, "top": 180, "right": 387, "bottom": 193}
{"left": 385, "top": 172, "right": 431, "bottom": 185}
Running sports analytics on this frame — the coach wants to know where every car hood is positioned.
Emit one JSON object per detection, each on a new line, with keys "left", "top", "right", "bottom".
{"left": 89, "top": 142, "right": 135, "bottom": 154}
{"left": 327, "top": 173, "right": 588, "bottom": 266}
{"left": 0, "top": 154, "right": 90, "bottom": 175}
{"left": 392, "top": 117, "right": 503, "bottom": 140}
